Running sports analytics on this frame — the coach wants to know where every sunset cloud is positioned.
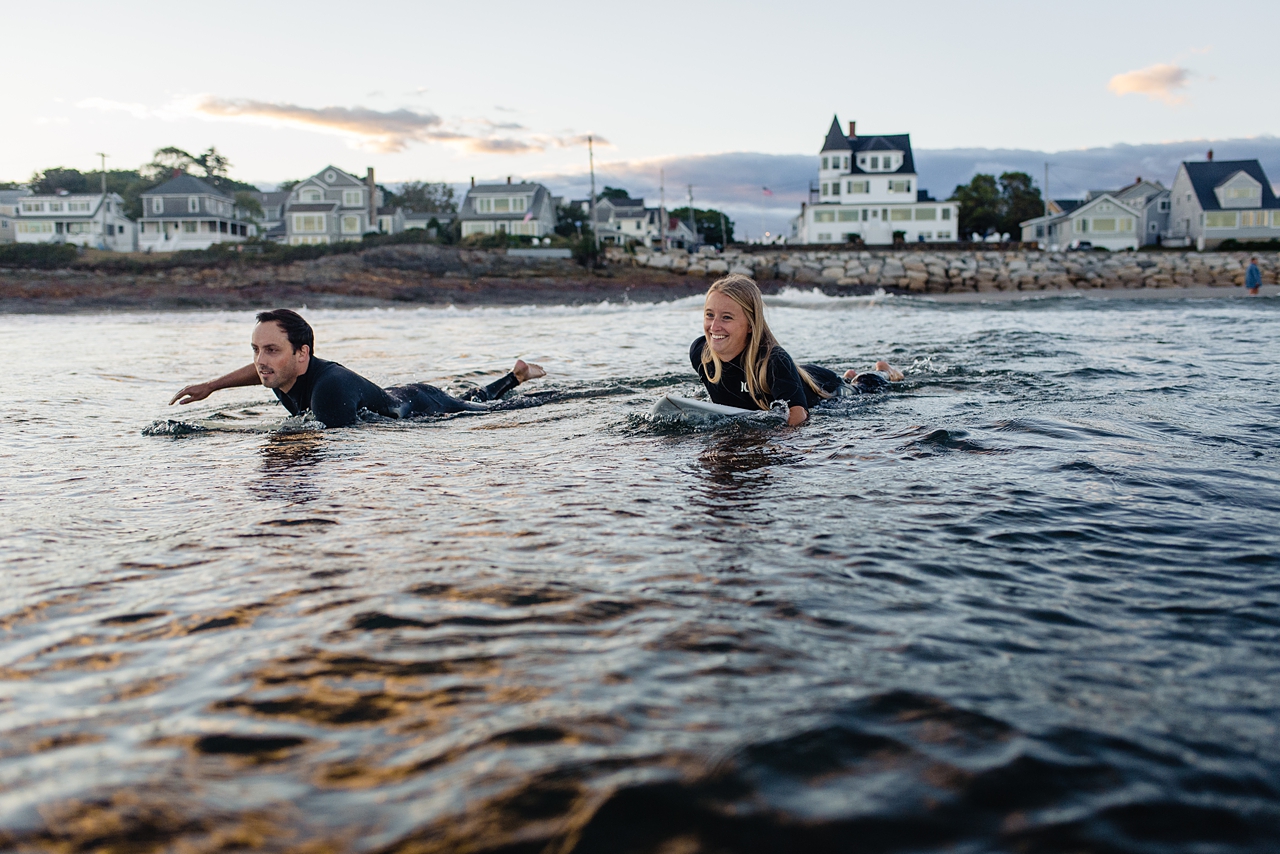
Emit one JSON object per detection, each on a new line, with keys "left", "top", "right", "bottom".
{"left": 1108, "top": 63, "right": 1190, "bottom": 105}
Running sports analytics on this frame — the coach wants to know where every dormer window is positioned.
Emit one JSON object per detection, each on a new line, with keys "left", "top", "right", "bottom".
{"left": 871, "top": 157, "right": 879, "bottom": 169}
{"left": 324, "top": 171, "right": 337, "bottom": 183}
{"left": 301, "top": 188, "right": 323, "bottom": 202}
{"left": 151, "top": 197, "right": 163, "bottom": 214}
{"left": 188, "top": 197, "right": 199, "bottom": 212}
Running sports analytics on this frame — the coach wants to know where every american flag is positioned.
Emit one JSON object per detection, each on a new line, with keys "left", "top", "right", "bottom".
{"left": 762, "top": 187, "right": 773, "bottom": 196}
{"left": 523, "top": 210, "right": 533, "bottom": 222}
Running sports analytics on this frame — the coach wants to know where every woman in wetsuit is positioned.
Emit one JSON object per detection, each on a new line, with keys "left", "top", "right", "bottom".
{"left": 692, "top": 275, "right": 902, "bottom": 426}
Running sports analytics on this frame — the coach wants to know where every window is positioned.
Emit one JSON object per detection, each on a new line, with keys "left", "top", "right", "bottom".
{"left": 1274, "top": 211, "right": 1280, "bottom": 227}
{"left": 21, "top": 202, "right": 43, "bottom": 213}
{"left": 324, "top": 171, "right": 337, "bottom": 183}
{"left": 182, "top": 221, "right": 197, "bottom": 233}
{"left": 888, "top": 180, "right": 910, "bottom": 194}
{"left": 1159, "top": 200, "right": 1170, "bottom": 211}
{"left": 858, "top": 157, "right": 866, "bottom": 167}
{"left": 341, "top": 215, "right": 361, "bottom": 233}
{"left": 1240, "top": 211, "right": 1266, "bottom": 227}
{"left": 889, "top": 208, "right": 912, "bottom": 221}
{"left": 343, "top": 190, "right": 363, "bottom": 206}
{"left": 511, "top": 221, "right": 538, "bottom": 236}
{"left": 942, "top": 208, "right": 951, "bottom": 220}
{"left": 915, "top": 208, "right": 937, "bottom": 220}
{"left": 821, "top": 183, "right": 829, "bottom": 196}
{"left": 822, "top": 157, "right": 829, "bottom": 169}
{"left": 831, "top": 183, "right": 841, "bottom": 196}
{"left": 870, "top": 156, "right": 879, "bottom": 169}
{"left": 1150, "top": 223, "right": 1158, "bottom": 232}
{"left": 843, "top": 157, "right": 849, "bottom": 169}
{"left": 1225, "top": 186, "right": 1260, "bottom": 200}
{"left": 48, "top": 202, "right": 63, "bottom": 212}
{"left": 937, "top": 231, "right": 952, "bottom": 240}
{"left": 187, "top": 197, "right": 198, "bottom": 212}
{"left": 1092, "top": 218, "right": 1116, "bottom": 232}
{"left": 301, "top": 188, "right": 323, "bottom": 202}
{"left": 847, "top": 181, "right": 869, "bottom": 194}
{"left": 838, "top": 210, "right": 858, "bottom": 222}
{"left": 494, "top": 198, "right": 510, "bottom": 212}
{"left": 294, "top": 214, "right": 326, "bottom": 232}
{"left": 862, "top": 209, "right": 868, "bottom": 221}
{"left": 69, "top": 201, "right": 90, "bottom": 212}
{"left": 17, "top": 222, "right": 53, "bottom": 233}
{"left": 151, "top": 198, "right": 163, "bottom": 214}
{"left": 512, "top": 196, "right": 527, "bottom": 213}
{"left": 813, "top": 210, "right": 835, "bottom": 223}
{"left": 1205, "top": 212, "right": 1237, "bottom": 228}
{"left": 462, "top": 221, "right": 492, "bottom": 236}
{"left": 1119, "top": 217, "right": 1133, "bottom": 231}
{"left": 816, "top": 233, "right": 831, "bottom": 241}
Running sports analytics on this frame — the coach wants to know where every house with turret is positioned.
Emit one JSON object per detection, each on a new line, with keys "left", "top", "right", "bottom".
{"left": 797, "top": 116, "right": 958, "bottom": 245}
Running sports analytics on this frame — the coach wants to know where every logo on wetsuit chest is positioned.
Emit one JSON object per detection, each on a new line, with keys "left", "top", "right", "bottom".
{"left": 741, "top": 382, "right": 749, "bottom": 392}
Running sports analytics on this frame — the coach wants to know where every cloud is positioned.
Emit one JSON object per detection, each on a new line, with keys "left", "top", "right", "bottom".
{"left": 1108, "top": 63, "right": 1190, "bottom": 105}
{"left": 78, "top": 97, "right": 155, "bottom": 119}
{"left": 191, "top": 97, "right": 452, "bottom": 153}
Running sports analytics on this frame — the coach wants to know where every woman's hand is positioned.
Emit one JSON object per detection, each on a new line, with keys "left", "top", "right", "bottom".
{"left": 787, "top": 405, "right": 808, "bottom": 427}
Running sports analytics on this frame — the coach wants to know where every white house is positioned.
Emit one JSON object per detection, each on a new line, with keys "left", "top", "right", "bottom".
{"left": 799, "top": 116, "right": 958, "bottom": 245}
{"left": 139, "top": 174, "right": 251, "bottom": 252}
{"left": 1020, "top": 193, "right": 1140, "bottom": 251}
{"left": 1167, "top": 158, "right": 1280, "bottom": 250}
{"left": 284, "top": 166, "right": 378, "bottom": 246}
{"left": 1111, "top": 179, "right": 1170, "bottom": 247}
{"left": 459, "top": 180, "right": 556, "bottom": 238}
{"left": 0, "top": 189, "right": 32, "bottom": 244}
{"left": 14, "top": 191, "right": 136, "bottom": 251}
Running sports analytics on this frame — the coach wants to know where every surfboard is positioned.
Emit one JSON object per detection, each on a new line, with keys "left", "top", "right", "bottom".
{"left": 650, "top": 395, "right": 757, "bottom": 419}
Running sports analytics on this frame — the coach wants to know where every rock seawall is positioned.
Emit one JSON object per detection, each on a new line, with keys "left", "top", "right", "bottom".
{"left": 620, "top": 247, "right": 1279, "bottom": 293}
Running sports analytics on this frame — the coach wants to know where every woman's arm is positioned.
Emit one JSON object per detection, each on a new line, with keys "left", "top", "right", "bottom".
{"left": 169, "top": 363, "right": 259, "bottom": 405}
{"left": 787, "top": 405, "right": 808, "bottom": 427}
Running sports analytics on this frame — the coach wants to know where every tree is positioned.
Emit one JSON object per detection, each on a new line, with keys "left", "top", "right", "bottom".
{"left": 387, "top": 181, "right": 457, "bottom": 213}
{"left": 950, "top": 171, "right": 1044, "bottom": 240}
{"left": 599, "top": 186, "right": 631, "bottom": 201}
{"left": 950, "top": 174, "right": 1002, "bottom": 239}
{"left": 998, "top": 171, "right": 1043, "bottom": 237}
{"left": 668, "top": 206, "right": 735, "bottom": 246}
{"left": 555, "top": 200, "right": 587, "bottom": 238}
{"left": 143, "top": 146, "right": 198, "bottom": 181}
{"left": 30, "top": 167, "right": 92, "bottom": 195}
{"left": 234, "top": 191, "right": 264, "bottom": 219}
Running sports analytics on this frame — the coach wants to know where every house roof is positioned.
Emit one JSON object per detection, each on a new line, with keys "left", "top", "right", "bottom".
{"left": 253, "top": 191, "right": 290, "bottom": 206}
{"left": 305, "top": 166, "right": 365, "bottom": 186}
{"left": 461, "top": 183, "right": 550, "bottom": 219}
{"left": 143, "top": 174, "right": 230, "bottom": 199}
{"left": 1183, "top": 159, "right": 1280, "bottom": 211}
{"left": 822, "top": 116, "right": 851, "bottom": 153}
{"left": 0, "top": 189, "right": 32, "bottom": 204}
{"left": 289, "top": 202, "right": 338, "bottom": 212}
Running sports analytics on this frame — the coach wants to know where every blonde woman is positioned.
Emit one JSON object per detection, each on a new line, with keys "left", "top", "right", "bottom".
{"left": 693, "top": 275, "right": 902, "bottom": 426}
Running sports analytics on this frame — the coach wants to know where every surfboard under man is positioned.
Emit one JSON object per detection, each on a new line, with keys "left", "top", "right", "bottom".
{"left": 170, "top": 309, "right": 546, "bottom": 427}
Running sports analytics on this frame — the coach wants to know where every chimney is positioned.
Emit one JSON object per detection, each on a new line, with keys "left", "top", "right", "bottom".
{"left": 1207, "top": 149, "right": 1214, "bottom": 161}
{"left": 1135, "top": 176, "right": 1142, "bottom": 184}
{"left": 470, "top": 176, "right": 475, "bottom": 188}
{"left": 848, "top": 121, "right": 856, "bottom": 138}
{"left": 172, "top": 168, "right": 181, "bottom": 178}
{"left": 507, "top": 176, "right": 512, "bottom": 184}
{"left": 366, "top": 167, "right": 376, "bottom": 233}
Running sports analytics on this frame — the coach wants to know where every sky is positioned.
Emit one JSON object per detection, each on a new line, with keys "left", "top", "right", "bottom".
{"left": 5, "top": 0, "right": 1279, "bottom": 236}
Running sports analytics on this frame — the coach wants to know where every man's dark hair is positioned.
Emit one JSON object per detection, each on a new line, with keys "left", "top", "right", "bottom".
{"left": 256, "top": 309, "right": 314, "bottom": 354}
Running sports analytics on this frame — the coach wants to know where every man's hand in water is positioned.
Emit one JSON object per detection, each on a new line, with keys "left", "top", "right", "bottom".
{"left": 170, "top": 383, "right": 215, "bottom": 405}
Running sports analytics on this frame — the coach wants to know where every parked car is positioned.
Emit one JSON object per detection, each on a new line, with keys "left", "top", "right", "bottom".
{"left": 1068, "top": 240, "right": 1093, "bottom": 251}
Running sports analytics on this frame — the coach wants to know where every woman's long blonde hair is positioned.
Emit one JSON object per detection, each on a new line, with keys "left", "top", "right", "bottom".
{"left": 701, "top": 274, "right": 831, "bottom": 410}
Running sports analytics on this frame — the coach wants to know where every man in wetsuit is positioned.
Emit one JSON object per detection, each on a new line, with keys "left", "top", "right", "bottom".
{"left": 170, "top": 309, "right": 545, "bottom": 428}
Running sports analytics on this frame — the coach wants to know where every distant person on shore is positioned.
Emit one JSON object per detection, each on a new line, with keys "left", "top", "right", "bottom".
{"left": 1246, "top": 257, "right": 1262, "bottom": 296}
{"left": 170, "top": 309, "right": 545, "bottom": 428}
{"left": 692, "top": 275, "right": 903, "bottom": 426}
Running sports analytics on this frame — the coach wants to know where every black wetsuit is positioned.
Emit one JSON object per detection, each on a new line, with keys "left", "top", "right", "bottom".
{"left": 690, "top": 338, "right": 888, "bottom": 411}
{"left": 273, "top": 356, "right": 521, "bottom": 428}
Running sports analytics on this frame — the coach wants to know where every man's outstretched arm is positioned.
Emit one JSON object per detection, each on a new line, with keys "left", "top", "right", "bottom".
{"left": 170, "top": 363, "right": 260, "bottom": 405}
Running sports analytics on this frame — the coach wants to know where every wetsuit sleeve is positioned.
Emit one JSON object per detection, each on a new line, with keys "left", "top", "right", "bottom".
{"left": 690, "top": 337, "right": 706, "bottom": 374}
{"left": 766, "top": 349, "right": 808, "bottom": 410}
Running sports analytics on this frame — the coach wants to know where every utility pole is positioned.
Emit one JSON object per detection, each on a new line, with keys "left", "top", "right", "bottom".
{"left": 659, "top": 168, "right": 666, "bottom": 251}
{"left": 720, "top": 210, "right": 728, "bottom": 249}
{"left": 588, "top": 135, "right": 597, "bottom": 250}
{"left": 1043, "top": 161, "right": 1050, "bottom": 249}
{"left": 687, "top": 185, "right": 696, "bottom": 248}
{"left": 96, "top": 152, "right": 108, "bottom": 250}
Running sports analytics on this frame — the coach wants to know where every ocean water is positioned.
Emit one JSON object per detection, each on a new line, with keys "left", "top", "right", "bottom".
{"left": 2, "top": 291, "right": 1279, "bottom": 853}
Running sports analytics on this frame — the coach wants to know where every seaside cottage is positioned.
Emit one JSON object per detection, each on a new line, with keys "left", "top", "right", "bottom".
{"left": 0, "top": 189, "right": 33, "bottom": 244}
{"left": 1168, "top": 159, "right": 1280, "bottom": 250}
{"left": 798, "top": 116, "right": 959, "bottom": 245}
{"left": 1020, "top": 192, "right": 1142, "bottom": 251}
{"left": 283, "top": 166, "right": 380, "bottom": 246}
{"left": 459, "top": 180, "right": 556, "bottom": 238}
{"left": 1112, "top": 179, "right": 1170, "bottom": 246}
{"left": 139, "top": 175, "right": 252, "bottom": 252}
{"left": 245, "top": 190, "right": 291, "bottom": 242}
{"left": 14, "top": 191, "right": 137, "bottom": 251}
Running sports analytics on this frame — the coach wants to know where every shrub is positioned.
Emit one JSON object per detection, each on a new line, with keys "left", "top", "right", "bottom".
{"left": 0, "top": 243, "right": 78, "bottom": 269}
